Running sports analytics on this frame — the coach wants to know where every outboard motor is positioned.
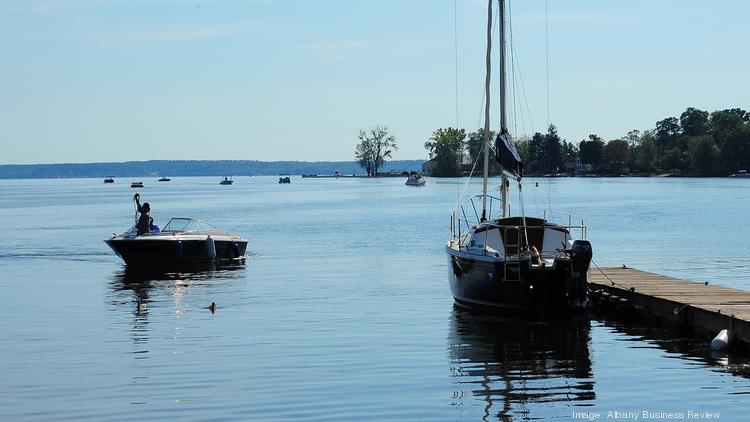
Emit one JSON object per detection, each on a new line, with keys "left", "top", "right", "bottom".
{"left": 567, "top": 240, "right": 593, "bottom": 305}
{"left": 570, "top": 240, "right": 593, "bottom": 277}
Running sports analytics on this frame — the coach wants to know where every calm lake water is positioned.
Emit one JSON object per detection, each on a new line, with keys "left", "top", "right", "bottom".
{"left": 1, "top": 176, "right": 750, "bottom": 421}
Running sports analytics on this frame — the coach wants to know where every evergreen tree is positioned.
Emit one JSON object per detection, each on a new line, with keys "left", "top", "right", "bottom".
{"left": 543, "top": 125, "right": 563, "bottom": 174}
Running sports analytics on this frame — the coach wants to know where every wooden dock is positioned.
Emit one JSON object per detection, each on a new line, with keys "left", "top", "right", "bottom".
{"left": 589, "top": 267, "right": 750, "bottom": 348}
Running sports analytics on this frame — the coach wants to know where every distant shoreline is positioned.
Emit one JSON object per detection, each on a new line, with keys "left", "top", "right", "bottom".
{"left": 0, "top": 159, "right": 743, "bottom": 180}
{"left": 0, "top": 159, "right": 426, "bottom": 180}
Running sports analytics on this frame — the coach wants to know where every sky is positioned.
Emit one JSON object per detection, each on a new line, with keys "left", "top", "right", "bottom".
{"left": 1, "top": 0, "right": 748, "bottom": 164}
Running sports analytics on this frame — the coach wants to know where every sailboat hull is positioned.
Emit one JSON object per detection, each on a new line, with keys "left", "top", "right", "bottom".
{"left": 447, "top": 249, "right": 586, "bottom": 313}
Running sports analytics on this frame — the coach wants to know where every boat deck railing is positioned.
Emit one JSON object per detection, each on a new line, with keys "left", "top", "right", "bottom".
{"left": 450, "top": 194, "right": 587, "bottom": 254}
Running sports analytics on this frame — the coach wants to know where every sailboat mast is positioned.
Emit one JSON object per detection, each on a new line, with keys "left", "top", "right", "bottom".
{"left": 499, "top": 0, "right": 509, "bottom": 217}
{"left": 499, "top": 0, "right": 508, "bottom": 131}
{"left": 480, "top": 0, "right": 492, "bottom": 222}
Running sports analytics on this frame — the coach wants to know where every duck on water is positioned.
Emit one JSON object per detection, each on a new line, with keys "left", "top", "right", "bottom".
{"left": 105, "top": 193, "right": 248, "bottom": 266}
{"left": 445, "top": 0, "right": 592, "bottom": 313}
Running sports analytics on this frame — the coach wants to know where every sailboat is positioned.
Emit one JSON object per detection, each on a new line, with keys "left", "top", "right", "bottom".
{"left": 445, "top": 0, "right": 592, "bottom": 313}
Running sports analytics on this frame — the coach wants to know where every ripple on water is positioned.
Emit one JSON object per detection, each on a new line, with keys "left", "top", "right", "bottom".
{"left": 3, "top": 177, "right": 750, "bottom": 420}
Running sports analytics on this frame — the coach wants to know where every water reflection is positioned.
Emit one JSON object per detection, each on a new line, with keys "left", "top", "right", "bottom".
{"left": 106, "top": 262, "right": 247, "bottom": 393}
{"left": 595, "top": 313, "right": 750, "bottom": 378}
{"left": 447, "top": 308, "right": 595, "bottom": 420}
{"left": 110, "top": 262, "right": 247, "bottom": 305}
{"left": 108, "top": 263, "right": 247, "bottom": 338}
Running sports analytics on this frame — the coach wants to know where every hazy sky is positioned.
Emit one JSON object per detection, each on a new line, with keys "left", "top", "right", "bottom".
{"left": 1, "top": 0, "right": 748, "bottom": 164}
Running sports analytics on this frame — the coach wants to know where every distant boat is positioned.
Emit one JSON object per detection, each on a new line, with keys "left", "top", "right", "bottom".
{"left": 220, "top": 176, "right": 234, "bottom": 185}
{"left": 279, "top": 176, "right": 291, "bottom": 184}
{"left": 729, "top": 170, "right": 750, "bottom": 178}
{"left": 158, "top": 176, "right": 171, "bottom": 182}
{"left": 131, "top": 181, "right": 144, "bottom": 188}
{"left": 405, "top": 174, "right": 427, "bottom": 186}
{"left": 104, "top": 177, "right": 114, "bottom": 184}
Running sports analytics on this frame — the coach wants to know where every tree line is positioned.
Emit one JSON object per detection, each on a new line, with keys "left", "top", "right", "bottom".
{"left": 574, "top": 107, "right": 750, "bottom": 176}
{"left": 412, "top": 107, "right": 750, "bottom": 177}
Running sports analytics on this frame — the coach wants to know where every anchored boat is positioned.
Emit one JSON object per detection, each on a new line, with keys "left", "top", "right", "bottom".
{"left": 106, "top": 217, "right": 248, "bottom": 266}
{"left": 445, "top": 0, "right": 592, "bottom": 313}
{"left": 405, "top": 174, "right": 427, "bottom": 186}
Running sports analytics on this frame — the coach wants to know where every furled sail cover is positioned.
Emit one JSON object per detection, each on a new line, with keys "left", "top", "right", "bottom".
{"left": 495, "top": 131, "right": 524, "bottom": 179}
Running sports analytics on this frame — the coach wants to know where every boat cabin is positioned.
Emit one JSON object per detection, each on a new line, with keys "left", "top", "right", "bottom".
{"left": 461, "top": 216, "right": 572, "bottom": 258}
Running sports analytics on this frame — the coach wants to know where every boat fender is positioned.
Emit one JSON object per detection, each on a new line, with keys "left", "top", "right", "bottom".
{"left": 452, "top": 258, "right": 463, "bottom": 277}
{"left": 206, "top": 236, "right": 217, "bottom": 259}
{"left": 711, "top": 329, "right": 734, "bottom": 351}
{"left": 176, "top": 241, "right": 183, "bottom": 258}
{"left": 231, "top": 242, "right": 241, "bottom": 259}
{"left": 529, "top": 246, "right": 541, "bottom": 265}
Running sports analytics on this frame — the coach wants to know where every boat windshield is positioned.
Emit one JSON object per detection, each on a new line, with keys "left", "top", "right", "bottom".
{"left": 162, "top": 218, "right": 218, "bottom": 233}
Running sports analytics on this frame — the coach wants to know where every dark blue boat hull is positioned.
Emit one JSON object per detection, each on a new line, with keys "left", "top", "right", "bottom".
{"left": 106, "top": 238, "right": 247, "bottom": 266}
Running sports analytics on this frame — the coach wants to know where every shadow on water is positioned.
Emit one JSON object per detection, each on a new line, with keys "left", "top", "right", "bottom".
{"left": 594, "top": 311, "right": 750, "bottom": 379}
{"left": 447, "top": 307, "right": 595, "bottom": 421}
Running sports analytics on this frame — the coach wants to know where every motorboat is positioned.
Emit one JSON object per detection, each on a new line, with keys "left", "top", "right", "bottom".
{"left": 105, "top": 217, "right": 248, "bottom": 266}
{"left": 444, "top": 0, "right": 592, "bottom": 313}
{"left": 279, "top": 176, "right": 291, "bottom": 184}
{"left": 104, "top": 177, "right": 114, "bottom": 183}
{"left": 158, "top": 176, "right": 171, "bottom": 182}
{"left": 220, "top": 176, "right": 233, "bottom": 185}
{"left": 729, "top": 170, "right": 750, "bottom": 178}
{"left": 405, "top": 174, "right": 427, "bottom": 186}
{"left": 131, "top": 181, "right": 144, "bottom": 188}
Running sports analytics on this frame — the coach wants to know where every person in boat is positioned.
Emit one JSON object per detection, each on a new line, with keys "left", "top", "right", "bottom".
{"left": 133, "top": 193, "right": 152, "bottom": 236}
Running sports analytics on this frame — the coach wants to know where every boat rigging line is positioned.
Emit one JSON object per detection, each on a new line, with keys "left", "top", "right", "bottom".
{"left": 454, "top": 0, "right": 461, "bottom": 204}
{"left": 456, "top": 0, "right": 538, "bottom": 219}
{"left": 507, "top": 0, "right": 535, "bottom": 138}
{"left": 591, "top": 260, "right": 636, "bottom": 292}
{"left": 545, "top": 0, "right": 550, "bottom": 128}
{"left": 454, "top": 0, "right": 460, "bottom": 130}
{"left": 480, "top": 0, "right": 493, "bottom": 222}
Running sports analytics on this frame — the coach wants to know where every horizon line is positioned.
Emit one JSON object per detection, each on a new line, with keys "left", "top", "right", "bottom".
{"left": 0, "top": 158, "right": 429, "bottom": 166}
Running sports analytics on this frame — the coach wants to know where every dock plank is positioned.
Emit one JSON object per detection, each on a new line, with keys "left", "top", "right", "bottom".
{"left": 589, "top": 267, "right": 750, "bottom": 347}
